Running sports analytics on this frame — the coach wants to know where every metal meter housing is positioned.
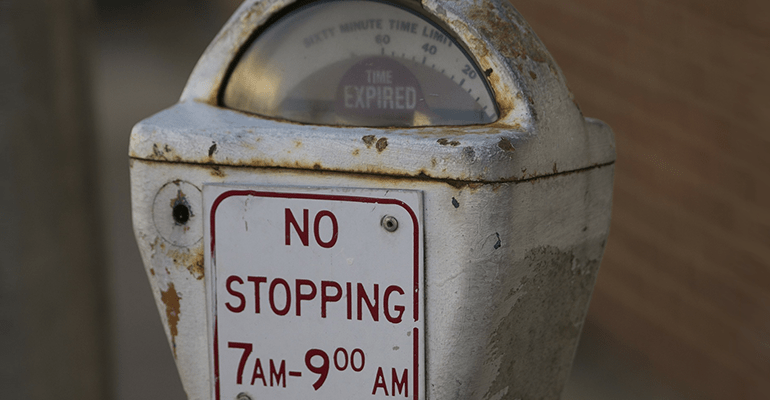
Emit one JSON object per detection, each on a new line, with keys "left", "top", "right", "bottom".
{"left": 129, "top": 0, "right": 616, "bottom": 399}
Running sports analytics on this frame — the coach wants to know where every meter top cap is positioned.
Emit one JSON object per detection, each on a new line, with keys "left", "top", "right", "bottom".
{"left": 133, "top": 0, "right": 615, "bottom": 183}
{"left": 221, "top": 0, "right": 499, "bottom": 127}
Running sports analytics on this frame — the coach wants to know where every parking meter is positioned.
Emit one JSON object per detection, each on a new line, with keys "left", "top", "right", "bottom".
{"left": 129, "top": 0, "right": 616, "bottom": 399}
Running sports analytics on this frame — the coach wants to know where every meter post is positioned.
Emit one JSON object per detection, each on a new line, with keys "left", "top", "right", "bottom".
{"left": 129, "top": 0, "right": 615, "bottom": 399}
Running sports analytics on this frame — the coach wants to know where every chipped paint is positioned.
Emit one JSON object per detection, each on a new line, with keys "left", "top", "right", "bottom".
{"left": 362, "top": 135, "right": 376, "bottom": 147}
{"left": 150, "top": 143, "right": 183, "bottom": 162}
{"left": 437, "top": 138, "right": 460, "bottom": 146}
{"left": 167, "top": 247, "right": 205, "bottom": 280}
{"left": 375, "top": 137, "right": 388, "bottom": 152}
{"left": 497, "top": 137, "right": 515, "bottom": 152}
{"left": 160, "top": 282, "right": 182, "bottom": 357}
{"left": 210, "top": 166, "right": 226, "bottom": 178}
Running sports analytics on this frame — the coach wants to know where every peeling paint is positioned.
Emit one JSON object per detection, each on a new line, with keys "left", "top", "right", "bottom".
{"left": 437, "top": 138, "right": 460, "bottom": 146}
{"left": 497, "top": 137, "right": 515, "bottom": 152}
{"left": 362, "top": 135, "right": 376, "bottom": 147}
{"left": 150, "top": 143, "right": 183, "bottom": 162}
{"left": 160, "top": 282, "right": 182, "bottom": 357}
{"left": 375, "top": 137, "right": 388, "bottom": 152}
{"left": 210, "top": 166, "right": 226, "bottom": 177}
{"left": 167, "top": 247, "right": 205, "bottom": 280}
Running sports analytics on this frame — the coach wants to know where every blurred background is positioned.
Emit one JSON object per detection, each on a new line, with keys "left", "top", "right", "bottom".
{"left": 1, "top": 0, "right": 767, "bottom": 399}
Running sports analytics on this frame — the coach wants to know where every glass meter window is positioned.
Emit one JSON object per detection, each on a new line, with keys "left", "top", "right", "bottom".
{"left": 221, "top": 0, "right": 499, "bottom": 127}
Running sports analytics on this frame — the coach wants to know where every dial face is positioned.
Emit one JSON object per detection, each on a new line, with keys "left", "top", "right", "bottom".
{"left": 221, "top": 0, "right": 499, "bottom": 127}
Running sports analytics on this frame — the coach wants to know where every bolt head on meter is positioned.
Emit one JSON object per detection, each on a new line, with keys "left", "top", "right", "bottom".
{"left": 222, "top": 0, "right": 498, "bottom": 127}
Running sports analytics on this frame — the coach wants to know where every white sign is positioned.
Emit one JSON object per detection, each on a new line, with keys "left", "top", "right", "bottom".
{"left": 204, "top": 185, "right": 424, "bottom": 400}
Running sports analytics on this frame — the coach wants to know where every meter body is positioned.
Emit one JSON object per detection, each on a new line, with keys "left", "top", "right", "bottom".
{"left": 129, "top": 0, "right": 615, "bottom": 399}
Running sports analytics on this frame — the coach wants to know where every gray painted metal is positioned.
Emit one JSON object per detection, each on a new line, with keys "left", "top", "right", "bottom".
{"left": 129, "top": 0, "right": 615, "bottom": 399}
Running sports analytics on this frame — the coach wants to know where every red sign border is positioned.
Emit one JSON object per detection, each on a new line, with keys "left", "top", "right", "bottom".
{"left": 209, "top": 189, "right": 422, "bottom": 400}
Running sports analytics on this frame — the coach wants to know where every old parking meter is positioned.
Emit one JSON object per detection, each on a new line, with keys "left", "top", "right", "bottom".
{"left": 130, "top": 0, "right": 615, "bottom": 399}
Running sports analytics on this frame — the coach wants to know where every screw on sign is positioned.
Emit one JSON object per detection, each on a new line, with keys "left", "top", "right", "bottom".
{"left": 206, "top": 187, "right": 424, "bottom": 400}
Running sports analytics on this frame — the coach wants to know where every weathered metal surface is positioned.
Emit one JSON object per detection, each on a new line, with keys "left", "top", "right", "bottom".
{"left": 135, "top": 0, "right": 614, "bottom": 184}
{"left": 130, "top": 101, "right": 614, "bottom": 184}
{"left": 129, "top": 0, "right": 616, "bottom": 399}
{"left": 131, "top": 159, "right": 613, "bottom": 400}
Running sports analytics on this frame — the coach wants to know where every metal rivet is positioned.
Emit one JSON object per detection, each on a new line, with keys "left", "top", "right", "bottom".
{"left": 381, "top": 215, "right": 398, "bottom": 232}
{"left": 236, "top": 393, "right": 252, "bottom": 400}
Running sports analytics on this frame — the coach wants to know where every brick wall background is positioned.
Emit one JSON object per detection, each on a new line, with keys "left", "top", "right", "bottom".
{"left": 512, "top": 1, "right": 770, "bottom": 398}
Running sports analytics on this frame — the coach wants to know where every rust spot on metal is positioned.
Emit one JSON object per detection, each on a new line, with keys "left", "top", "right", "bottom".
{"left": 445, "top": 180, "right": 484, "bottom": 190}
{"left": 189, "top": 255, "right": 204, "bottom": 280}
{"left": 313, "top": 163, "right": 322, "bottom": 170}
{"left": 148, "top": 143, "right": 182, "bottom": 161}
{"left": 150, "top": 268, "right": 155, "bottom": 276}
{"left": 484, "top": 68, "right": 493, "bottom": 77}
{"left": 498, "top": 137, "right": 515, "bottom": 152}
{"left": 169, "top": 189, "right": 186, "bottom": 208}
{"left": 362, "top": 135, "right": 376, "bottom": 147}
{"left": 352, "top": 149, "right": 360, "bottom": 156}
{"left": 375, "top": 137, "right": 388, "bottom": 152}
{"left": 485, "top": 71, "right": 514, "bottom": 115}
{"left": 467, "top": 0, "right": 553, "bottom": 65}
{"left": 210, "top": 166, "right": 226, "bottom": 178}
{"left": 437, "top": 138, "right": 460, "bottom": 146}
{"left": 293, "top": 140, "right": 303, "bottom": 148}
{"left": 160, "top": 283, "right": 181, "bottom": 357}
{"left": 167, "top": 247, "right": 205, "bottom": 281}
{"left": 149, "top": 143, "right": 183, "bottom": 162}
{"left": 529, "top": 71, "right": 537, "bottom": 80}
{"left": 208, "top": 142, "right": 217, "bottom": 157}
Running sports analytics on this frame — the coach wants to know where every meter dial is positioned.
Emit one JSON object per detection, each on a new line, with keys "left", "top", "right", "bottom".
{"left": 221, "top": 0, "right": 499, "bottom": 127}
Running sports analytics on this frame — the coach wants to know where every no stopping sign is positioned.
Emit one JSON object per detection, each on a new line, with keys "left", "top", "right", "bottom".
{"left": 204, "top": 185, "right": 424, "bottom": 400}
